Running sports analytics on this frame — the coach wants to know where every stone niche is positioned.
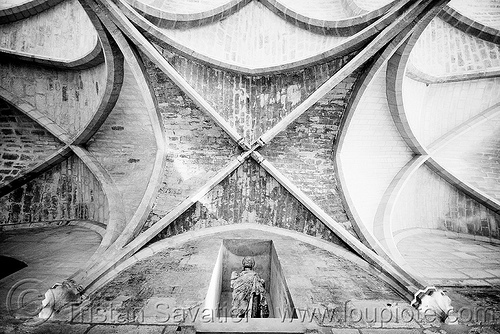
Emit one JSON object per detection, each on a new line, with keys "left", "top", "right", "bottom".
{"left": 204, "top": 239, "right": 296, "bottom": 319}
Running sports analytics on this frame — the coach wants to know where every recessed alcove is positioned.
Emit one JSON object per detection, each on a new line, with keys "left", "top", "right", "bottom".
{"left": 204, "top": 239, "right": 297, "bottom": 320}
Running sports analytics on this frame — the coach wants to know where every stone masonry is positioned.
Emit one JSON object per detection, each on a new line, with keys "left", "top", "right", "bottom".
{"left": 0, "top": 100, "right": 64, "bottom": 186}
{"left": 0, "top": 60, "right": 107, "bottom": 137}
{"left": 0, "top": 154, "right": 108, "bottom": 226}
{"left": 1, "top": 1, "right": 500, "bottom": 333}
{"left": 165, "top": 49, "right": 355, "bottom": 144}
{"left": 154, "top": 159, "right": 347, "bottom": 248}
{"left": 143, "top": 57, "right": 241, "bottom": 227}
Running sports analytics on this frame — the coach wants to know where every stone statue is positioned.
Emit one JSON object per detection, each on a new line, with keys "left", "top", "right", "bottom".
{"left": 413, "top": 287, "right": 454, "bottom": 323}
{"left": 418, "top": 289, "right": 453, "bottom": 322}
{"left": 230, "top": 256, "right": 269, "bottom": 318}
{"left": 39, "top": 280, "right": 82, "bottom": 320}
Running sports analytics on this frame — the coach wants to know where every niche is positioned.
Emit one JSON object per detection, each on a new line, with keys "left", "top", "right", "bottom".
{"left": 204, "top": 239, "right": 296, "bottom": 319}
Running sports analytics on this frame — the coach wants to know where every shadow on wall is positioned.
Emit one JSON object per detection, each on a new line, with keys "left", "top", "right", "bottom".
{"left": 441, "top": 213, "right": 500, "bottom": 239}
{"left": 392, "top": 164, "right": 500, "bottom": 241}
{"left": 0, "top": 255, "right": 27, "bottom": 279}
{"left": 0, "top": 155, "right": 108, "bottom": 227}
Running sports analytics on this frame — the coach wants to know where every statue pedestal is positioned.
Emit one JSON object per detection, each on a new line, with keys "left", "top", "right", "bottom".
{"left": 204, "top": 239, "right": 296, "bottom": 319}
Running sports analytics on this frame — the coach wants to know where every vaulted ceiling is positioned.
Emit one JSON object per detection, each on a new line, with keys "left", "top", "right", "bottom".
{"left": 1, "top": 0, "right": 499, "bottom": 308}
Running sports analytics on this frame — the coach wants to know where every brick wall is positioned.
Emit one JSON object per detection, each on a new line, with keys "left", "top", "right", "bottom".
{"left": 0, "top": 0, "right": 98, "bottom": 61}
{"left": 152, "top": 159, "right": 347, "bottom": 248}
{"left": 87, "top": 62, "right": 157, "bottom": 221}
{"left": 0, "top": 60, "right": 107, "bottom": 137}
{"left": 0, "top": 154, "right": 108, "bottom": 226}
{"left": 0, "top": 99, "right": 64, "bottom": 187}
{"left": 433, "top": 112, "right": 500, "bottom": 201}
{"left": 340, "top": 64, "right": 414, "bottom": 233}
{"left": 261, "top": 73, "right": 359, "bottom": 234}
{"left": 164, "top": 49, "right": 353, "bottom": 144}
{"left": 392, "top": 164, "right": 500, "bottom": 239}
{"left": 142, "top": 57, "right": 241, "bottom": 226}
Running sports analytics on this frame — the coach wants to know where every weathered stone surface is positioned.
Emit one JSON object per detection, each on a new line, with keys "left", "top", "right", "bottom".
{"left": 261, "top": 73, "right": 359, "bottom": 235}
{"left": 142, "top": 57, "right": 240, "bottom": 227}
{"left": 0, "top": 99, "right": 64, "bottom": 186}
{"left": 90, "top": 229, "right": 401, "bottom": 325}
{"left": 0, "top": 60, "right": 107, "bottom": 137}
{"left": 165, "top": 50, "right": 354, "bottom": 143}
{"left": 0, "top": 155, "right": 108, "bottom": 226}
{"left": 154, "top": 159, "right": 346, "bottom": 246}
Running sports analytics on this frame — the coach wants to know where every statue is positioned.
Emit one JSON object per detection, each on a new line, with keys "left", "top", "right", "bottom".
{"left": 413, "top": 287, "right": 454, "bottom": 323}
{"left": 230, "top": 256, "right": 269, "bottom": 318}
{"left": 39, "top": 279, "right": 82, "bottom": 320}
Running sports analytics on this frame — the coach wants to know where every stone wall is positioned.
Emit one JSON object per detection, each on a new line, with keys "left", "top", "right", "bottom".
{"left": 0, "top": 154, "right": 108, "bottom": 226}
{"left": 143, "top": 48, "right": 357, "bottom": 237}
{"left": 89, "top": 229, "right": 401, "bottom": 325}
{"left": 391, "top": 164, "right": 500, "bottom": 240}
{"left": 0, "top": 60, "right": 107, "bottom": 138}
{"left": 165, "top": 49, "right": 353, "bottom": 144}
{"left": 261, "top": 73, "right": 359, "bottom": 233}
{"left": 0, "top": 99, "right": 64, "bottom": 187}
{"left": 152, "top": 159, "right": 347, "bottom": 248}
{"left": 143, "top": 58, "right": 241, "bottom": 225}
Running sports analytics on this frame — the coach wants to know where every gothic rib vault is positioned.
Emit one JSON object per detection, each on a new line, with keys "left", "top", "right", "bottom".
{"left": 0, "top": 0, "right": 500, "bottom": 332}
